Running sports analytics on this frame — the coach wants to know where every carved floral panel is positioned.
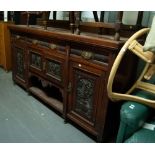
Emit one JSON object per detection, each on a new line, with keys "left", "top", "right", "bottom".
{"left": 46, "top": 59, "right": 61, "bottom": 81}
{"left": 30, "top": 51, "right": 42, "bottom": 69}
{"left": 16, "top": 47, "right": 25, "bottom": 79}
{"left": 74, "top": 70, "right": 95, "bottom": 121}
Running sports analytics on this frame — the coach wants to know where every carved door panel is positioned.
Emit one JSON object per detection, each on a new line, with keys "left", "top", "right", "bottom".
{"left": 12, "top": 41, "right": 27, "bottom": 88}
{"left": 29, "top": 47, "right": 44, "bottom": 75}
{"left": 44, "top": 56, "right": 65, "bottom": 86}
{"left": 68, "top": 61, "right": 105, "bottom": 135}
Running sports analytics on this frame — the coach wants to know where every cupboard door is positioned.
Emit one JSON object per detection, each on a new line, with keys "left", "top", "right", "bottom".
{"left": 68, "top": 61, "right": 105, "bottom": 135}
{"left": 12, "top": 44, "right": 27, "bottom": 87}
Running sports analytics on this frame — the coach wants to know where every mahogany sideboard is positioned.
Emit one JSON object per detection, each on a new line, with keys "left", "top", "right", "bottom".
{"left": 8, "top": 25, "right": 137, "bottom": 142}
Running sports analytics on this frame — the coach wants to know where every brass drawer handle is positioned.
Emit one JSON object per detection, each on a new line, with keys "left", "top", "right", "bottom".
{"left": 16, "top": 35, "right": 20, "bottom": 39}
{"left": 81, "top": 51, "right": 94, "bottom": 60}
{"left": 50, "top": 43, "right": 57, "bottom": 49}
{"left": 32, "top": 40, "right": 38, "bottom": 45}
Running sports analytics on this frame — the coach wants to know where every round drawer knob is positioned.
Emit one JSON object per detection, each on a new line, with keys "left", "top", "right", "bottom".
{"left": 78, "top": 64, "right": 82, "bottom": 67}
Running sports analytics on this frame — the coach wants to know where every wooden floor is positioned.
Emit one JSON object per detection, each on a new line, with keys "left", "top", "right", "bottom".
{"left": 0, "top": 68, "right": 95, "bottom": 143}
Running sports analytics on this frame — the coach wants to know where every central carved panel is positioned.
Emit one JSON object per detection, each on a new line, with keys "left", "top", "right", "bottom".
{"left": 30, "top": 51, "right": 42, "bottom": 69}
{"left": 46, "top": 59, "right": 61, "bottom": 81}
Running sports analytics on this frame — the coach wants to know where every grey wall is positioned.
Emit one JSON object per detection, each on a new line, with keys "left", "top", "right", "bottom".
{"left": 49, "top": 11, "right": 155, "bottom": 27}
{"left": 104, "top": 11, "right": 155, "bottom": 27}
